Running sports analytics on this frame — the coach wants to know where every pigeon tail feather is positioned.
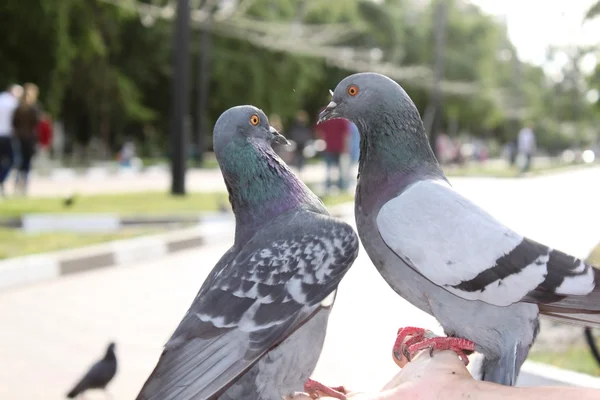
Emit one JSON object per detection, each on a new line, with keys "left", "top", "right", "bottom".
{"left": 66, "top": 381, "right": 86, "bottom": 399}
{"left": 538, "top": 267, "right": 600, "bottom": 327}
{"left": 539, "top": 309, "right": 600, "bottom": 328}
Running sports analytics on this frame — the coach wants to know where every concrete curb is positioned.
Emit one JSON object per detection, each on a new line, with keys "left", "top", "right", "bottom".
{"left": 0, "top": 204, "right": 353, "bottom": 292}
{"left": 0, "top": 215, "right": 235, "bottom": 292}
{"left": 0, "top": 213, "right": 209, "bottom": 232}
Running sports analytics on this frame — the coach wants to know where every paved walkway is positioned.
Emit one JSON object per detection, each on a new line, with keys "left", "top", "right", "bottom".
{"left": 3, "top": 164, "right": 333, "bottom": 197}
{"left": 1, "top": 156, "right": 561, "bottom": 198}
{"left": 1, "top": 168, "right": 600, "bottom": 398}
{"left": 0, "top": 233, "right": 569, "bottom": 400}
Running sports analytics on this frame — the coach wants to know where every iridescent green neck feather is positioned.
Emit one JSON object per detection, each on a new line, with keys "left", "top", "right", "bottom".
{"left": 218, "top": 138, "right": 324, "bottom": 244}
{"left": 356, "top": 105, "right": 444, "bottom": 200}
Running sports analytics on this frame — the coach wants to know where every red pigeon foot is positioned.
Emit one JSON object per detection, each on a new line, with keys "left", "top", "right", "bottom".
{"left": 303, "top": 378, "right": 347, "bottom": 399}
{"left": 392, "top": 326, "right": 440, "bottom": 364}
{"left": 392, "top": 326, "right": 427, "bottom": 363}
{"left": 407, "top": 336, "right": 475, "bottom": 366}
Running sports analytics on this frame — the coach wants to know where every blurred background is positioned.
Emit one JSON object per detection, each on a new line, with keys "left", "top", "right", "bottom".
{"left": 2, "top": 0, "right": 600, "bottom": 398}
{"left": 2, "top": 0, "right": 600, "bottom": 181}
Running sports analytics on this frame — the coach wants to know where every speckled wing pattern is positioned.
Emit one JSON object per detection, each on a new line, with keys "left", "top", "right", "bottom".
{"left": 137, "top": 216, "right": 358, "bottom": 400}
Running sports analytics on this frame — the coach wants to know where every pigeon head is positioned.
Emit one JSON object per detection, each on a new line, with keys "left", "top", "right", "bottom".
{"left": 318, "top": 72, "right": 439, "bottom": 176}
{"left": 318, "top": 72, "right": 420, "bottom": 131}
{"left": 213, "top": 105, "right": 324, "bottom": 245}
{"left": 213, "top": 105, "right": 289, "bottom": 154}
{"left": 104, "top": 342, "right": 116, "bottom": 360}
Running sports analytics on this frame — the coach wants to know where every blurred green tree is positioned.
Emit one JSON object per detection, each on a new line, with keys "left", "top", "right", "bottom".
{"left": 0, "top": 0, "right": 594, "bottom": 159}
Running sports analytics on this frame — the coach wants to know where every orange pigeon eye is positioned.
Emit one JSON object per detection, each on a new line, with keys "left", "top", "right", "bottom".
{"left": 347, "top": 85, "right": 359, "bottom": 96}
{"left": 250, "top": 114, "right": 260, "bottom": 126}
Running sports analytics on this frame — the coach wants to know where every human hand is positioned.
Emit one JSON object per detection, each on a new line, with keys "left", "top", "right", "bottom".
{"left": 289, "top": 336, "right": 473, "bottom": 399}
{"left": 290, "top": 327, "right": 600, "bottom": 400}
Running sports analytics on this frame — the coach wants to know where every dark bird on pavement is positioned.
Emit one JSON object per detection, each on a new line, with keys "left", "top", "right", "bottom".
{"left": 67, "top": 342, "right": 117, "bottom": 398}
{"left": 63, "top": 194, "right": 77, "bottom": 208}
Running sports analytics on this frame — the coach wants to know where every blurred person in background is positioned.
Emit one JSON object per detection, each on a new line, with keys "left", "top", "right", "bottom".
{"left": 287, "top": 109, "right": 312, "bottom": 174}
{"left": 452, "top": 137, "right": 465, "bottom": 165}
{"left": 504, "top": 141, "right": 517, "bottom": 166}
{"left": 473, "top": 138, "right": 488, "bottom": 163}
{"left": 118, "top": 139, "right": 136, "bottom": 167}
{"left": 36, "top": 111, "right": 53, "bottom": 174}
{"left": 12, "top": 83, "right": 41, "bottom": 195}
{"left": 517, "top": 122, "right": 536, "bottom": 173}
{"left": 316, "top": 105, "right": 350, "bottom": 194}
{"left": 0, "top": 84, "right": 22, "bottom": 196}
{"left": 435, "top": 133, "right": 450, "bottom": 164}
{"left": 52, "top": 118, "right": 65, "bottom": 162}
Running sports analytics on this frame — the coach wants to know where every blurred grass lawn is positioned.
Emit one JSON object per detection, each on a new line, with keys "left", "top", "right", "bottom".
{"left": 528, "top": 243, "right": 600, "bottom": 376}
{"left": 0, "top": 191, "right": 355, "bottom": 259}
{"left": 0, "top": 191, "right": 354, "bottom": 218}
{"left": 0, "top": 227, "right": 160, "bottom": 260}
{"left": 0, "top": 192, "right": 229, "bottom": 218}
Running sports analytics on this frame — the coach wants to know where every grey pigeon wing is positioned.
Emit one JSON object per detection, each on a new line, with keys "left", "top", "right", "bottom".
{"left": 376, "top": 179, "right": 596, "bottom": 307}
{"left": 137, "top": 214, "right": 358, "bottom": 400}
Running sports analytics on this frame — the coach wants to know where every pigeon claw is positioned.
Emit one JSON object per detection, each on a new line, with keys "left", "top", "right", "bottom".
{"left": 406, "top": 337, "right": 475, "bottom": 366}
{"left": 392, "top": 326, "right": 426, "bottom": 363}
{"left": 303, "top": 378, "right": 347, "bottom": 400}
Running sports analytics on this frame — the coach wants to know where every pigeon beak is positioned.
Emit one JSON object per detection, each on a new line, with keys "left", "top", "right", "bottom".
{"left": 318, "top": 100, "right": 338, "bottom": 124}
{"left": 269, "top": 125, "right": 290, "bottom": 146}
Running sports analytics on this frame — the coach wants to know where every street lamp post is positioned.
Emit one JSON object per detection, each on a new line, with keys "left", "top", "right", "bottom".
{"left": 196, "top": 15, "right": 212, "bottom": 165}
{"left": 171, "top": 0, "right": 191, "bottom": 195}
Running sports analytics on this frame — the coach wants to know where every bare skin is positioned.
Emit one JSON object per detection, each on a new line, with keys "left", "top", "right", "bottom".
{"left": 291, "top": 341, "right": 600, "bottom": 400}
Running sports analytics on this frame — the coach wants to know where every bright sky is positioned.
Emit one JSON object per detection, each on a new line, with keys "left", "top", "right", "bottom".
{"left": 471, "top": 0, "right": 599, "bottom": 71}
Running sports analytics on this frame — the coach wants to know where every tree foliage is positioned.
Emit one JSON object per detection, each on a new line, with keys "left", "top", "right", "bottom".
{"left": 0, "top": 0, "right": 595, "bottom": 156}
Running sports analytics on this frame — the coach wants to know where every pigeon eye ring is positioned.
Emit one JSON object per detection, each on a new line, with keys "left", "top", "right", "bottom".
{"left": 250, "top": 114, "right": 260, "bottom": 126}
{"left": 347, "top": 85, "right": 359, "bottom": 96}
